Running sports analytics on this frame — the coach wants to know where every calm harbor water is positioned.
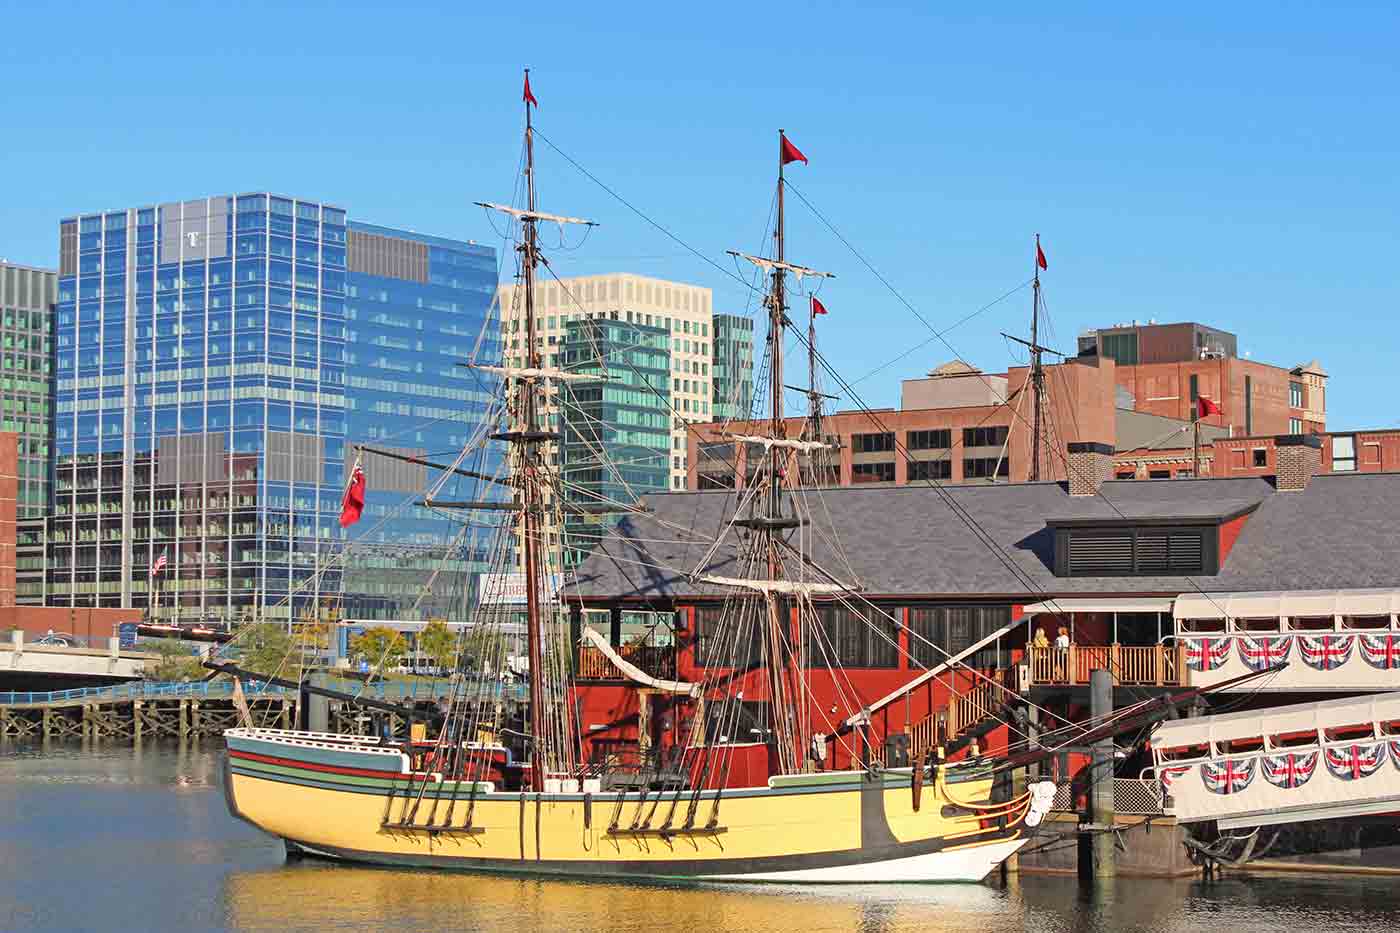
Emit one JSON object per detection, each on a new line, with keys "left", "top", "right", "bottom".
{"left": 0, "top": 742, "right": 1394, "bottom": 933}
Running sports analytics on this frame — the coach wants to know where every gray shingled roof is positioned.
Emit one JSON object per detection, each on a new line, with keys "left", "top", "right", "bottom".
{"left": 567, "top": 473, "right": 1400, "bottom": 601}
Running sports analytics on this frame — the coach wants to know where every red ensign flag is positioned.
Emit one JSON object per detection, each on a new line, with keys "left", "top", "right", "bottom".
{"left": 1198, "top": 396, "right": 1221, "bottom": 419}
{"left": 1036, "top": 240, "right": 1048, "bottom": 271}
{"left": 811, "top": 296, "right": 828, "bottom": 316}
{"left": 523, "top": 72, "right": 538, "bottom": 107}
{"left": 339, "top": 465, "right": 366, "bottom": 528}
{"left": 781, "top": 135, "right": 808, "bottom": 165}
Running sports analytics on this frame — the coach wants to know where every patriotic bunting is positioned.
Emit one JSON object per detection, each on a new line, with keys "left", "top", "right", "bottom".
{"left": 1262, "top": 751, "right": 1318, "bottom": 790}
{"left": 1323, "top": 742, "right": 1387, "bottom": 781}
{"left": 1185, "top": 637, "right": 1231, "bottom": 672}
{"left": 1299, "top": 634, "right": 1355, "bottom": 671}
{"left": 1360, "top": 633, "right": 1400, "bottom": 670}
{"left": 1159, "top": 764, "right": 1191, "bottom": 795}
{"left": 1238, "top": 635, "right": 1291, "bottom": 672}
{"left": 1202, "top": 758, "right": 1257, "bottom": 795}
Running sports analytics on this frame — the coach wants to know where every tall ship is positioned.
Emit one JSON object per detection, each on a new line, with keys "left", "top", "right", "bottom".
{"left": 209, "top": 72, "right": 1254, "bottom": 883}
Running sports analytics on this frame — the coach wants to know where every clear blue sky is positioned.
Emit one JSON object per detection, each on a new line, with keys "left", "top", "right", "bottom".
{"left": 3, "top": 2, "right": 1396, "bottom": 429}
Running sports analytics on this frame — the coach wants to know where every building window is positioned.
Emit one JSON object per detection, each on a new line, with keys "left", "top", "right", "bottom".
{"left": 1148, "top": 469, "right": 1171, "bottom": 479}
{"left": 853, "top": 462, "right": 895, "bottom": 484}
{"left": 1332, "top": 435, "right": 1356, "bottom": 472}
{"left": 908, "top": 605, "right": 1012, "bottom": 668}
{"left": 694, "top": 603, "right": 764, "bottom": 668}
{"left": 964, "top": 457, "right": 1009, "bottom": 479}
{"left": 908, "top": 460, "right": 951, "bottom": 482}
{"left": 1115, "top": 470, "right": 1136, "bottom": 480}
{"left": 1290, "top": 381, "right": 1304, "bottom": 408}
{"left": 1244, "top": 375, "right": 1253, "bottom": 435}
{"left": 809, "top": 605, "right": 899, "bottom": 669}
{"left": 1252, "top": 448, "right": 1267, "bottom": 467}
{"left": 962, "top": 426, "right": 1009, "bottom": 449}
{"left": 907, "top": 429, "right": 951, "bottom": 450}
{"left": 1055, "top": 526, "right": 1213, "bottom": 576}
{"left": 1289, "top": 418, "right": 1302, "bottom": 434}
{"left": 1101, "top": 332, "right": 1138, "bottom": 364}
{"left": 852, "top": 432, "right": 895, "bottom": 453}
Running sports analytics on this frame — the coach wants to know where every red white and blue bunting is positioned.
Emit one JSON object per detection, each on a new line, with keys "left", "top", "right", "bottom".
{"left": 1323, "top": 742, "right": 1387, "bottom": 780}
{"left": 1360, "top": 633, "right": 1400, "bottom": 670}
{"left": 1299, "top": 634, "right": 1355, "bottom": 671}
{"left": 1159, "top": 764, "right": 1191, "bottom": 795}
{"left": 1261, "top": 751, "right": 1318, "bottom": 789}
{"left": 1238, "top": 635, "right": 1291, "bottom": 672}
{"left": 1185, "top": 637, "right": 1231, "bottom": 672}
{"left": 1202, "top": 757, "right": 1257, "bottom": 794}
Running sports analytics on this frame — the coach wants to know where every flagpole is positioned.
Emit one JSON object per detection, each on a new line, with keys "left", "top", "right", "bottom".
{"left": 1193, "top": 416, "right": 1200, "bottom": 477}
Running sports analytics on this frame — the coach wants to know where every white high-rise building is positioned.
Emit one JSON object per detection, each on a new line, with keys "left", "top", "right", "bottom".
{"left": 497, "top": 273, "right": 716, "bottom": 492}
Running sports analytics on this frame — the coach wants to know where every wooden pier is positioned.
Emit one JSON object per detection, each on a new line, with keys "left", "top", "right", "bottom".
{"left": 0, "top": 679, "right": 456, "bottom": 744}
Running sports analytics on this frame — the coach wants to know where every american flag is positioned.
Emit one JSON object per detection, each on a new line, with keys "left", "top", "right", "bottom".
{"left": 1299, "top": 634, "right": 1354, "bottom": 671}
{"left": 150, "top": 551, "right": 168, "bottom": 577}
{"left": 1262, "top": 751, "right": 1318, "bottom": 790}
{"left": 1360, "top": 633, "right": 1400, "bottom": 670}
{"left": 1202, "top": 758, "right": 1256, "bottom": 795}
{"left": 1237, "top": 635, "right": 1291, "bottom": 672}
{"left": 1324, "top": 742, "right": 1387, "bottom": 781}
{"left": 1185, "top": 637, "right": 1231, "bottom": 672}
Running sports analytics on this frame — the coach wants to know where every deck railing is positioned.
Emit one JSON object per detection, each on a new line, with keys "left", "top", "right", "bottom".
{"left": 575, "top": 643, "right": 676, "bottom": 682}
{"left": 1027, "top": 644, "right": 1186, "bottom": 687}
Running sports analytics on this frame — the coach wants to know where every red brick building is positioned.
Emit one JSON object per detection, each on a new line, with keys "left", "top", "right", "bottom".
{"left": 689, "top": 356, "right": 1117, "bottom": 489}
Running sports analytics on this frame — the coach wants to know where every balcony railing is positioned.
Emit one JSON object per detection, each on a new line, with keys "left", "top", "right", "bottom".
{"left": 1027, "top": 644, "right": 1186, "bottom": 687}
{"left": 576, "top": 642, "right": 676, "bottom": 682}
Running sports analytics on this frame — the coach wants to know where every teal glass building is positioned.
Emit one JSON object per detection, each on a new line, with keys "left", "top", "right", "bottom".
{"left": 559, "top": 318, "right": 671, "bottom": 567}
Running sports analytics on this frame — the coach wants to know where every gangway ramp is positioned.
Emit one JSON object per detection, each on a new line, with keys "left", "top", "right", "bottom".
{"left": 1152, "top": 692, "right": 1400, "bottom": 830}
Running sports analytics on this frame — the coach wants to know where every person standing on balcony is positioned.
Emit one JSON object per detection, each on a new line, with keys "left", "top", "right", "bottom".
{"left": 1054, "top": 626, "right": 1071, "bottom": 682}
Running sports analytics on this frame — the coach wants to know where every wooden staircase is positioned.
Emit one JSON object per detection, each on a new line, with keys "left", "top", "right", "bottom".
{"left": 905, "top": 669, "right": 1013, "bottom": 763}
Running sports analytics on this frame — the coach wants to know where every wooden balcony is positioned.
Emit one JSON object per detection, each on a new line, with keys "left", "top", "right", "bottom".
{"left": 1026, "top": 644, "right": 1186, "bottom": 687}
{"left": 576, "top": 643, "right": 676, "bottom": 682}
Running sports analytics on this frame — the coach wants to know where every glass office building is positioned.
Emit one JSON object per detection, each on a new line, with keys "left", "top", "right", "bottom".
{"left": 711, "top": 313, "right": 755, "bottom": 421}
{"left": 0, "top": 262, "right": 54, "bottom": 604}
{"left": 341, "top": 222, "right": 503, "bottom": 620}
{"left": 50, "top": 195, "right": 501, "bottom": 625}
{"left": 559, "top": 318, "right": 670, "bottom": 567}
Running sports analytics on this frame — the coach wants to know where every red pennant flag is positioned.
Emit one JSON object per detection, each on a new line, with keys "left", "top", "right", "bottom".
{"left": 523, "top": 72, "right": 538, "bottom": 107}
{"left": 1036, "top": 240, "right": 1048, "bottom": 271}
{"left": 339, "top": 465, "right": 366, "bottom": 528}
{"left": 811, "top": 296, "right": 828, "bottom": 316}
{"left": 781, "top": 135, "right": 807, "bottom": 165}
{"left": 1198, "top": 396, "right": 1221, "bottom": 419}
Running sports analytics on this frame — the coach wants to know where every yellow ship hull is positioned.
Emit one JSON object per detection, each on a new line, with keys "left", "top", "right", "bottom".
{"left": 224, "top": 728, "right": 1053, "bottom": 883}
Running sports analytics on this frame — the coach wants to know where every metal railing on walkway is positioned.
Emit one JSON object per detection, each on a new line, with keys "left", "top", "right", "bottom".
{"left": 0, "top": 677, "right": 459, "bottom": 707}
{"left": 1050, "top": 778, "right": 1165, "bottom": 815}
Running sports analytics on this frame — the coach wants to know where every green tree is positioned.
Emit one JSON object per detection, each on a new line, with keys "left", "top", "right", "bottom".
{"left": 149, "top": 640, "right": 203, "bottom": 682}
{"left": 239, "top": 623, "right": 295, "bottom": 678}
{"left": 417, "top": 619, "right": 459, "bottom": 673}
{"left": 351, "top": 626, "right": 408, "bottom": 673}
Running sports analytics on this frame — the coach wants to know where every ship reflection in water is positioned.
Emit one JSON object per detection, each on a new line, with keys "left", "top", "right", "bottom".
{"left": 5, "top": 743, "right": 1400, "bottom": 933}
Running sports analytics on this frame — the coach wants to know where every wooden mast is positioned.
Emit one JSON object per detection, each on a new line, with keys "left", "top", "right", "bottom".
{"left": 765, "top": 130, "right": 795, "bottom": 774}
{"left": 1029, "top": 233, "right": 1045, "bottom": 483}
{"left": 520, "top": 69, "right": 548, "bottom": 792}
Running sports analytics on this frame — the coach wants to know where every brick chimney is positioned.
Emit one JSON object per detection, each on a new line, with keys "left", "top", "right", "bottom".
{"left": 1275, "top": 434, "right": 1322, "bottom": 491}
{"left": 1067, "top": 442, "right": 1114, "bottom": 496}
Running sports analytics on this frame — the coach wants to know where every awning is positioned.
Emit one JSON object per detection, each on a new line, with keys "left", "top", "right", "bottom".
{"left": 1153, "top": 691, "right": 1400, "bottom": 749}
{"left": 1021, "top": 597, "right": 1174, "bottom": 617}
{"left": 1173, "top": 589, "right": 1400, "bottom": 622}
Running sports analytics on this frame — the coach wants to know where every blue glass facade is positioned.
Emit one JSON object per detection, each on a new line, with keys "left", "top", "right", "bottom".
{"left": 341, "top": 222, "right": 504, "bottom": 620}
{"left": 49, "top": 196, "right": 501, "bottom": 625}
